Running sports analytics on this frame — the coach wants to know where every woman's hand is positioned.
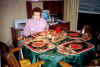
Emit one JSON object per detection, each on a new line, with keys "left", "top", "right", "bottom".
{"left": 45, "top": 24, "right": 49, "bottom": 31}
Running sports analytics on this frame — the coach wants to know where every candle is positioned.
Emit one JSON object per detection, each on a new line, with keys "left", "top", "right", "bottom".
{"left": 56, "top": 27, "right": 61, "bottom": 33}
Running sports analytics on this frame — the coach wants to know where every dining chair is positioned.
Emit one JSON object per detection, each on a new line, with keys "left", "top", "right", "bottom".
{"left": 1, "top": 42, "right": 45, "bottom": 67}
{"left": 0, "top": 41, "right": 9, "bottom": 67}
{"left": 59, "top": 61, "right": 72, "bottom": 67}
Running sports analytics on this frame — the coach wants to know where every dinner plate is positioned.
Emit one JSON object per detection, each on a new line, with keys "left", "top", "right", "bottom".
{"left": 32, "top": 41, "right": 45, "bottom": 47}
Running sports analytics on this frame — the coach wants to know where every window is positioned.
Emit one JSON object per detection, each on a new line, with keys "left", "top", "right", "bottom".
{"left": 79, "top": 0, "right": 100, "bottom": 14}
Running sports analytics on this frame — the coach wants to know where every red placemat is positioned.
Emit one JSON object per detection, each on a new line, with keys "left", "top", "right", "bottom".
{"left": 23, "top": 40, "right": 55, "bottom": 53}
{"left": 57, "top": 41, "right": 94, "bottom": 55}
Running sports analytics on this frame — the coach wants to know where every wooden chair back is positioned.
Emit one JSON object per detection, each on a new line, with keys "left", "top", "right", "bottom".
{"left": 1, "top": 43, "right": 45, "bottom": 67}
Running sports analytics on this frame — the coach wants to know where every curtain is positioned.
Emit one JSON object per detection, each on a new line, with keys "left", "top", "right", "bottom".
{"left": 64, "top": 0, "right": 79, "bottom": 31}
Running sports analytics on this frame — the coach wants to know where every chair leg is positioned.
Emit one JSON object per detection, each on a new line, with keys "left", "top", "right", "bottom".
{"left": 59, "top": 61, "right": 72, "bottom": 67}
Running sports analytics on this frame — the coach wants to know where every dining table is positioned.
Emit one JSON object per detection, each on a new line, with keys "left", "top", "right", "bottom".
{"left": 18, "top": 31, "right": 96, "bottom": 67}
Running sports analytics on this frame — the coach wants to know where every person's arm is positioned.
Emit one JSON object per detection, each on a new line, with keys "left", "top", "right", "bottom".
{"left": 23, "top": 21, "right": 31, "bottom": 37}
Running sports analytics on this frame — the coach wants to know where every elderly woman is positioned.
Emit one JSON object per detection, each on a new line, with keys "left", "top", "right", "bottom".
{"left": 23, "top": 7, "right": 49, "bottom": 37}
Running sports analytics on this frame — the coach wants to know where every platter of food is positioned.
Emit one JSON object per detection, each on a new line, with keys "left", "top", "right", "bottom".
{"left": 57, "top": 41, "right": 94, "bottom": 55}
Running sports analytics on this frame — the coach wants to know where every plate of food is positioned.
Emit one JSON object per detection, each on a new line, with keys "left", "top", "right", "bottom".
{"left": 32, "top": 40, "right": 45, "bottom": 47}
{"left": 57, "top": 41, "right": 94, "bottom": 55}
